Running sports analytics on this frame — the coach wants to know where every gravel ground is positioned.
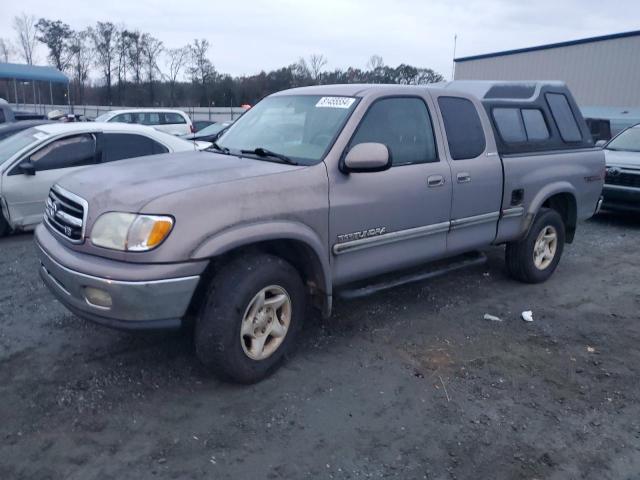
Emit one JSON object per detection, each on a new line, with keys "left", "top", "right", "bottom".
{"left": 1, "top": 212, "right": 639, "bottom": 480}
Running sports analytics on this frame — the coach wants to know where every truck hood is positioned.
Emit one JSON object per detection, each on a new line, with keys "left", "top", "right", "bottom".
{"left": 604, "top": 149, "right": 640, "bottom": 169}
{"left": 57, "top": 150, "right": 300, "bottom": 214}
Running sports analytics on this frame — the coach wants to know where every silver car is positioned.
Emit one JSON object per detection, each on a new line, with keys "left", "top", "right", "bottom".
{"left": 0, "top": 122, "right": 208, "bottom": 236}
{"left": 602, "top": 123, "right": 640, "bottom": 212}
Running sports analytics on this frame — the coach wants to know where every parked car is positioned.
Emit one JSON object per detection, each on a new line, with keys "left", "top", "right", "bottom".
{"left": 94, "top": 109, "right": 194, "bottom": 136}
{"left": 181, "top": 121, "right": 232, "bottom": 142}
{"left": 0, "top": 103, "right": 47, "bottom": 124}
{"left": 0, "top": 119, "right": 53, "bottom": 141}
{"left": 36, "top": 81, "right": 603, "bottom": 383}
{"left": 193, "top": 120, "right": 215, "bottom": 132}
{"left": 0, "top": 123, "right": 209, "bottom": 236}
{"left": 601, "top": 123, "right": 640, "bottom": 212}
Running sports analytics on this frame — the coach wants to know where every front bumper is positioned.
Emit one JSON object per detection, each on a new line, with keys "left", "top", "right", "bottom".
{"left": 602, "top": 185, "right": 640, "bottom": 213}
{"left": 36, "top": 228, "right": 203, "bottom": 330}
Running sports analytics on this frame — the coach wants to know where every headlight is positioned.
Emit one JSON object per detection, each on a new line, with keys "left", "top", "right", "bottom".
{"left": 91, "top": 213, "right": 174, "bottom": 252}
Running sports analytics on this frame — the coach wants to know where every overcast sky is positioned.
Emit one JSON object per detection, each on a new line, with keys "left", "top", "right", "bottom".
{"left": 1, "top": 0, "right": 639, "bottom": 80}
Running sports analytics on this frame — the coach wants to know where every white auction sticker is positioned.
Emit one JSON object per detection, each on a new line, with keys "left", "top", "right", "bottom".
{"left": 315, "top": 97, "right": 356, "bottom": 109}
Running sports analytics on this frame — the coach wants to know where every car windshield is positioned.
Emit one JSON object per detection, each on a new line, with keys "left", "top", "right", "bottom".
{"left": 607, "top": 126, "right": 640, "bottom": 152}
{"left": 94, "top": 113, "right": 112, "bottom": 122}
{"left": 217, "top": 95, "right": 358, "bottom": 165}
{"left": 197, "top": 123, "right": 228, "bottom": 136}
{"left": 0, "top": 128, "right": 42, "bottom": 165}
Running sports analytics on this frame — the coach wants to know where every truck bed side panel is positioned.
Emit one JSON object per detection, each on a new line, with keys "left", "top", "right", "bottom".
{"left": 495, "top": 148, "right": 604, "bottom": 243}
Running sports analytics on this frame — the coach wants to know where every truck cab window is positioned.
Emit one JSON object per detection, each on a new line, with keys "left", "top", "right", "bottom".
{"left": 349, "top": 97, "right": 437, "bottom": 166}
{"left": 438, "top": 96, "right": 486, "bottom": 160}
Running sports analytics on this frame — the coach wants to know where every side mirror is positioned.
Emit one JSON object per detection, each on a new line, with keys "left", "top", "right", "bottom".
{"left": 595, "top": 139, "right": 607, "bottom": 148}
{"left": 343, "top": 143, "right": 391, "bottom": 173}
{"left": 19, "top": 160, "right": 36, "bottom": 176}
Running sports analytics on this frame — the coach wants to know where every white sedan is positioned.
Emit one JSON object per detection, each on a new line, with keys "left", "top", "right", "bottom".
{"left": 0, "top": 122, "right": 210, "bottom": 235}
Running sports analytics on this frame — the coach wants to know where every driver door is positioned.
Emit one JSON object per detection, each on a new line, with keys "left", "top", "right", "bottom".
{"left": 2, "top": 134, "right": 98, "bottom": 228}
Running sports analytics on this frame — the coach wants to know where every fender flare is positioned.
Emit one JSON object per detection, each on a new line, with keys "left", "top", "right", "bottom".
{"left": 521, "top": 181, "right": 578, "bottom": 237}
{"left": 190, "top": 220, "right": 332, "bottom": 297}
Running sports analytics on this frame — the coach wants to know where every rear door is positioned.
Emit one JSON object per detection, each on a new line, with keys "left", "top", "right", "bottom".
{"left": 100, "top": 133, "right": 169, "bottom": 163}
{"left": 329, "top": 94, "right": 452, "bottom": 285}
{"left": 2, "top": 133, "right": 97, "bottom": 228}
{"left": 430, "top": 94, "right": 503, "bottom": 254}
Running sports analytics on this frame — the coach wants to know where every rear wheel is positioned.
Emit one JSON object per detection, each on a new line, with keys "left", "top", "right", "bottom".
{"left": 194, "top": 253, "right": 306, "bottom": 383}
{"left": 0, "top": 211, "right": 9, "bottom": 237}
{"left": 505, "top": 208, "right": 565, "bottom": 283}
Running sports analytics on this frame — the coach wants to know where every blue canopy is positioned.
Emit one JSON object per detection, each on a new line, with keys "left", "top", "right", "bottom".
{"left": 0, "top": 62, "right": 69, "bottom": 84}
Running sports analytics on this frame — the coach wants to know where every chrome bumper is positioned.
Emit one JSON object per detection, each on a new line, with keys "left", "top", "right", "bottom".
{"left": 594, "top": 196, "right": 603, "bottom": 215}
{"left": 38, "top": 245, "right": 200, "bottom": 330}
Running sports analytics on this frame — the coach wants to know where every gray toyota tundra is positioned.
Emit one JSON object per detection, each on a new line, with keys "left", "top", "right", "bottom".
{"left": 36, "top": 81, "right": 605, "bottom": 383}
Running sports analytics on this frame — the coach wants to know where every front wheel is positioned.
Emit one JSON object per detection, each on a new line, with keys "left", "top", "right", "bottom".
{"left": 194, "top": 253, "right": 306, "bottom": 383}
{"left": 505, "top": 208, "right": 566, "bottom": 283}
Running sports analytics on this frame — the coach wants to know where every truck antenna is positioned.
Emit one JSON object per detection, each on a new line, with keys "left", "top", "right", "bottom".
{"left": 451, "top": 34, "right": 458, "bottom": 81}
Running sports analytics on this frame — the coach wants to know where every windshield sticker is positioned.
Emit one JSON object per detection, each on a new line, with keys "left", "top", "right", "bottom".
{"left": 315, "top": 97, "right": 356, "bottom": 109}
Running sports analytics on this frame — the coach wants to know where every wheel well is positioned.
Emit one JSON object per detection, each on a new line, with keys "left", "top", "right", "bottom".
{"left": 542, "top": 193, "right": 577, "bottom": 243}
{"left": 188, "top": 239, "right": 328, "bottom": 318}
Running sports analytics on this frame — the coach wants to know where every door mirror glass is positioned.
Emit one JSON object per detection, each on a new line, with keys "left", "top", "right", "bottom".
{"left": 19, "top": 160, "right": 36, "bottom": 175}
{"left": 343, "top": 142, "right": 391, "bottom": 172}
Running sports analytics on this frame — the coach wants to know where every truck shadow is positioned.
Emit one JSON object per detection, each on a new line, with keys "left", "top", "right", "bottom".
{"left": 591, "top": 210, "right": 640, "bottom": 229}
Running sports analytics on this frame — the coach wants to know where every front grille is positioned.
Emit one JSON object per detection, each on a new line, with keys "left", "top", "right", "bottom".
{"left": 45, "top": 186, "right": 87, "bottom": 243}
{"left": 605, "top": 170, "right": 640, "bottom": 188}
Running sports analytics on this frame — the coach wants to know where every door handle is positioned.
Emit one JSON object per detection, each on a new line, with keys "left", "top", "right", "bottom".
{"left": 427, "top": 175, "right": 445, "bottom": 187}
{"left": 457, "top": 172, "right": 471, "bottom": 183}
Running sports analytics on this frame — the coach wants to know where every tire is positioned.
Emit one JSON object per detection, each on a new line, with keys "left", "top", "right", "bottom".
{"left": 0, "top": 211, "right": 9, "bottom": 237}
{"left": 195, "top": 253, "right": 306, "bottom": 383}
{"left": 505, "top": 208, "right": 565, "bottom": 284}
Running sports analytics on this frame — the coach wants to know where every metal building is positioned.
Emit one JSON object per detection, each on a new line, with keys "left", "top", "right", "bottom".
{"left": 454, "top": 31, "right": 640, "bottom": 109}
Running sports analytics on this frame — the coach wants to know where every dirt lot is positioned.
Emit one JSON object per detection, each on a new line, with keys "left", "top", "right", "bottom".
{"left": 1, "top": 213, "right": 639, "bottom": 480}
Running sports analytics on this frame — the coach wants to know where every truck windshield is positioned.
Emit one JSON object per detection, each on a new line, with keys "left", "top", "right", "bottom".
{"left": 0, "top": 128, "right": 42, "bottom": 166}
{"left": 217, "top": 95, "right": 358, "bottom": 165}
{"left": 607, "top": 126, "right": 640, "bottom": 152}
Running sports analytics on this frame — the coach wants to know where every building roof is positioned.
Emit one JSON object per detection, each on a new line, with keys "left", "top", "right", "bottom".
{"left": 0, "top": 62, "right": 69, "bottom": 84}
{"left": 455, "top": 30, "right": 640, "bottom": 63}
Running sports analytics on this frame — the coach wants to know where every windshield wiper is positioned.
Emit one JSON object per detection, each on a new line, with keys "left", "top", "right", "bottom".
{"left": 207, "top": 142, "right": 231, "bottom": 155}
{"left": 240, "top": 147, "right": 298, "bottom": 165}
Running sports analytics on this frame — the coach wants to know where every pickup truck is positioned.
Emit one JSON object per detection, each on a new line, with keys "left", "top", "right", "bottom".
{"left": 35, "top": 81, "right": 605, "bottom": 383}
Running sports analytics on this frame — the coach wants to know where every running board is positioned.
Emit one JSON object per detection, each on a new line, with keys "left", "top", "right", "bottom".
{"left": 336, "top": 251, "right": 487, "bottom": 300}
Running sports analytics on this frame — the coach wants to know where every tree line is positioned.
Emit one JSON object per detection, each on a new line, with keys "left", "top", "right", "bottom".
{"left": 1, "top": 13, "right": 445, "bottom": 107}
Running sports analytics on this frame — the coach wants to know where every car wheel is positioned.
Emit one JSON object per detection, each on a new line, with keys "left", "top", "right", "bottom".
{"left": 0, "top": 211, "right": 9, "bottom": 237}
{"left": 505, "top": 208, "right": 565, "bottom": 284}
{"left": 195, "top": 253, "right": 306, "bottom": 383}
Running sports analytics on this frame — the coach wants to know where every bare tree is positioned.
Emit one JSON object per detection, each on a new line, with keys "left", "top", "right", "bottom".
{"left": 35, "top": 18, "right": 73, "bottom": 71}
{"left": 189, "top": 39, "right": 215, "bottom": 106}
{"left": 165, "top": 46, "right": 189, "bottom": 106}
{"left": 0, "top": 39, "right": 14, "bottom": 63}
{"left": 115, "top": 27, "right": 131, "bottom": 104}
{"left": 122, "top": 30, "right": 145, "bottom": 105}
{"left": 126, "top": 30, "right": 144, "bottom": 87}
{"left": 142, "top": 34, "right": 163, "bottom": 104}
{"left": 367, "top": 54, "right": 384, "bottom": 71}
{"left": 90, "top": 22, "right": 117, "bottom": 104}
{"left": 12, "top": 13, "right": 38, "bottom": 65}
{"left": 308, "top": 54, "right": 328, "bottom": 83}
{"left": 68, "top": 30, "right": 92, "bottom": 104}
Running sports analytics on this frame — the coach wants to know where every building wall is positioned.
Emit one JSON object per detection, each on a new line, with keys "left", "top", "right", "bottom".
{"left": 454, "top": 35, "right": 640, "bottom": 108}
